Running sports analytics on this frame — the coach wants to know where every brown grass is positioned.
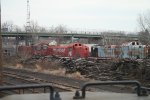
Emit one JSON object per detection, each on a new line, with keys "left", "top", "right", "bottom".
{"left": 15, "top": 63, "right": 23, "bottom": 69}
{"left": 3, "top": 56, "right": 86, "bottom": 80}
{"left": 66, "top": 71, "right": 85, "bottom": 80}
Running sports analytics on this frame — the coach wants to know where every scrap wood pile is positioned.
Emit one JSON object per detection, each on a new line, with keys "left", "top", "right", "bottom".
{"left": 112, "top": 59, "right": 150, "bottom": 82}
{"left": 18, "top": 56, "right": 150, "bottom": 86}
{"left": 60, "top": 58, "right": 115, "bottom": 80}
{"left": 59, "top": 58, "right": 150, "bottom": 85}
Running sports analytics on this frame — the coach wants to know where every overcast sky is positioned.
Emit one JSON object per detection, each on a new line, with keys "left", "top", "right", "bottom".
{"left": 2, "top": 0, "right": 150, "bottom": 32}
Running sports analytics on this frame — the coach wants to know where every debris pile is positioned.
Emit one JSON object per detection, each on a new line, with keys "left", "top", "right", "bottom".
{"left": 59, "top": 58, "right": 150, "bottom": 85}
{"left": 59, "top": 58, "right": 115, "bottom": 80}
{"left": 113, "top": 59, "right": 150, "bottom": 82}
{"left": 16, "top": 56, "right": 150, "bottom": 86}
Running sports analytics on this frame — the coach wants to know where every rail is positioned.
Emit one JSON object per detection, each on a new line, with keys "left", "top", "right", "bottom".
{"left": 3, "top": 67, "right": 80, "bottom": 91}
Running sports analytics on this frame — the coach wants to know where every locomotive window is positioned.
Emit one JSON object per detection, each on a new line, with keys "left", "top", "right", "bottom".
{"left": 137, "top": 42, "right": 139, "bottom": 45}
{"left": 139, "top": 46, "right": 141, "bottom": 48}
{"left": 79, "top": 44, "right": 81, "bottom": 46}
{"left": 43, "top": 45, "right": 48, "bottom": 50}
{"left": 36, "top": 46, "right": 41, "bottom": 51}
{"left": 75, "top": 44, "right": 78, "bottom": 46}
{"left": 132, "top": 42, "right": 135, "bottom": 45}
{"left": 4, "top": 50, "right": 7, "bottom": 53}
{"left": 68, "top": 48, "right": 72, "bottom": 51}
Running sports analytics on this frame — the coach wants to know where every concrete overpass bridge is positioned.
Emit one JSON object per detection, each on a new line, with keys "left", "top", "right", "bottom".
{"left": 2, "top": 32, "right": 138, "bottom": 45}
{"left": 2, "top": 32, "right": 104, "bottom": 45}
{"left": 1, "top": 32, "right": 103, "bottom": 38}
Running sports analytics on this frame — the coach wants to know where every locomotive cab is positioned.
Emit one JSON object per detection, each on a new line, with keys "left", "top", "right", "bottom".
{"left": 121, "top": 41, "right": 146, "bottom": 59}
{"left": 1, "top": 92, "right": 150, "bottom": 100}
{"left": 72, "top": 43, "right": 89, "bottom": 58}
{"left": 0, "top": 81, "right": 150, "bottom": 100}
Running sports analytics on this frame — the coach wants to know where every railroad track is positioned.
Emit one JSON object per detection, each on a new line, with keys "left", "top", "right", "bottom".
{"left": 2, "top": 67, "right": 134, "bottom": 96}
{"left": 3, "top": 67, "right": 84, "bottom": 92}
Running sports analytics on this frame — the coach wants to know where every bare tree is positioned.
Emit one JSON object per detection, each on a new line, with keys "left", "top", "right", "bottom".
{"left": 24, "top": 20, "right": 50, "bottom": 44}
{"left": 137, "top": 11, "right": 150, "bottom": 45}
{"left": 53, "top": 25, "right": 68, "bottom": 44}
{"left": 138, "top": 14, "right": 147, "bottom": 31}
{"left": 13, "top": 25, "right": 22, "bottom": 32}
{"left": 2, "top": 21, "right": 22, "bottom": 32}
{"left": 101, "top": 31, "right": 126, "bottom": 45}
{"left": 138, "top": 29, "right": 150, "bottom": 45}
{"left": 29, "top": 21, "right": 39, "bottom": 44}
{"left": 30, "top": 21, "right": 40, "bottom": 33}
{"left": 24, "top": 20, "right": 49, "bottom": 33}
{"left": 54, "top": 25, "right": 67, "bottom": 34}
{"left": 2, "top": 21, "right": 14, "bottom": 32}
{"left": 39, "top": 27, "right": 48, "bottom": 33}
{"left": 49, "top": 26, "right": 55, "bottom": 33}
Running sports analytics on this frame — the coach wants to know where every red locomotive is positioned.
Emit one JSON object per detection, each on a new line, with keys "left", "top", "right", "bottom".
{"left": 50, "top": 43, "right": 89, "bottom": 58}
{"left": 18, "top": 42, "right": 89, "bottom": 58}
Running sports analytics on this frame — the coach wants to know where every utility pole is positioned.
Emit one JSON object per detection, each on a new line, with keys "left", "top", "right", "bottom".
{"left": 0, "top": 0, "right": 3, "bottom": 85}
